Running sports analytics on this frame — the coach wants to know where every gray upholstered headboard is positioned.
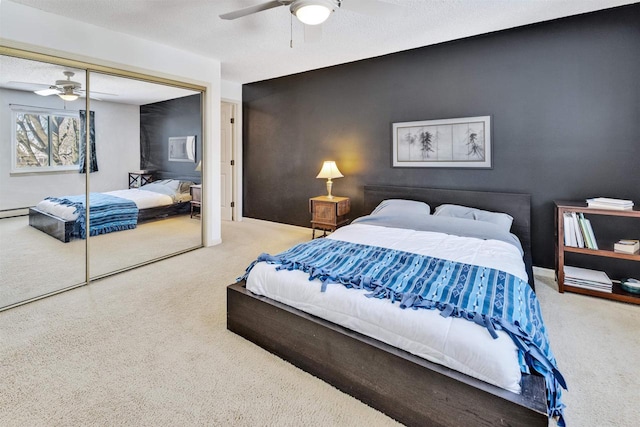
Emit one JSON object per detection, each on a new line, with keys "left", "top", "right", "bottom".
{"left": 363, "top": 185, "right": 535, "bottom": 290}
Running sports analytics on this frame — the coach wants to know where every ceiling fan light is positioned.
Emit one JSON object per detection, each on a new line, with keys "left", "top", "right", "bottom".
{"left": 292, "top": 0, "right": 334, "bottom": 26}
{"left": 58, "top": 86, "right": 79, "bottom": 101}
{"left": 59, "top": 93, "right": 79, "bottom": 101}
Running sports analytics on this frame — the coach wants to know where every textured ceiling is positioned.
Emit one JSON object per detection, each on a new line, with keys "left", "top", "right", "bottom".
{"left": 0, "top": 55, "right": 200, "bottom": 105}
{"left": 4, "top": 0, "right": 638, "bottom": 84}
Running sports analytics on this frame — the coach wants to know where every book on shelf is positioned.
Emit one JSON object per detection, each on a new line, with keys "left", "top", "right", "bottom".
{"left": 586, "top": 197, "right": 634, "bottom": 210}
{"left": 563, "top": 212, "right": 597, "bottom": 249}
{"left": 564, "top": 265, "right": 612, "bottom": 293}
{"left": 614, "top": 239, "right": 640, "bottom": 254}
{"left": 582, "top": 213, "right": 598, "bottom": 250}
{"left": 570, "top": 212, "right": 584, "bottom": 248}
{"left": 563, "top": 213, "right": 577, "bottom": 247}
{"left": 577, "top": 213, "right": 592, "bottom": 249}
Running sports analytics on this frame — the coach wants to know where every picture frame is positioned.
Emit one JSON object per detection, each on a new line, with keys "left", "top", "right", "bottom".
{"left": 168, "top": 136, "right": 196, "bottom": 162}
{"left": 392, "top": 116, "right": 491, "bottom": 168}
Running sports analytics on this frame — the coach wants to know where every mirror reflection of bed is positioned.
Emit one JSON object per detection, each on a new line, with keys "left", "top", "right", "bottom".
{"left": 0, "top": 55, "right": 204, "bottom": 309}
{"left": 27, "top": 177, "right": 201, "bottom": 278}
{"left": 87, "top": 178, "right": 201, "bottom": 278}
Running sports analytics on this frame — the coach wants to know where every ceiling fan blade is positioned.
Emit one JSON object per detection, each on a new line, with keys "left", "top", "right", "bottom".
{"left": 219, "top": 1, "right": 284, "bottom": 20}
{"left": 34, "top": 88, "right": 60, "bottom": 96}
{"left": 6, "top": 81, "right": 52, "bottom": 91}
{"left": 304, "top": 24, "right": 323, "bottom": 43}
{"left": 340, "top": 0, "right": 402, "bottom": 17}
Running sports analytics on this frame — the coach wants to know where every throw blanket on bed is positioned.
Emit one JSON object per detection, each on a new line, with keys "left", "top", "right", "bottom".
{"left": 241, "top": 238, "right": 567, "bottom": 425}
{"left": 45, "top": 193, "right": 139, "bottom": 239}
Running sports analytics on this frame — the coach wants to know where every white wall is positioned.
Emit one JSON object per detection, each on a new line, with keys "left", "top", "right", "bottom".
{"left": 0, "top": 88, "right": 139, "bottom": 210}
{"left": 0, "top": 0, "right": 222, "bottom": 245}
{"left": 221, "top": 80, "right": 242, "bottom": 102}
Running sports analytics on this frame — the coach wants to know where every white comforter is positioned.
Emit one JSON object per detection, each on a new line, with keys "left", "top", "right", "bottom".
{"left": 246, "top": 223, "right": 527, "bottom": 393}
{"left": 35, "top": 188, "right": 174, "bottom": 221}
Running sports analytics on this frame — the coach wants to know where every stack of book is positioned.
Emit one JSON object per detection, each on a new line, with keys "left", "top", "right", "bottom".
{"left": 563, "top": 212, "right": 598, "bottom": 249}
{"left": 614, "top": 239, "right": 640, "bottom": 254}
{"left": 586, "top": 197, "right": 634, "bottom": 210}
{"left": 564, "top": 266, "right": 612, "bottom": 293}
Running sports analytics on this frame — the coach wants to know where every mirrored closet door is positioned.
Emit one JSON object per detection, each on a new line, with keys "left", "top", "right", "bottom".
{"left": 0, "top": 51, "right": 205, "bottom": 310}
{"left": 0, "top": 55, "right": 88, "bottom": 308}
{"left": 87, "top": 72, "right": 203, "bottom": 278}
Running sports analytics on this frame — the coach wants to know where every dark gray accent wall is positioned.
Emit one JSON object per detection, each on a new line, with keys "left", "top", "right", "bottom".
{"left": 140, "top": 94, "right": 202, "bottom": 182}
{"left": 243, "top": 4, "right": 640, "bottom": 271}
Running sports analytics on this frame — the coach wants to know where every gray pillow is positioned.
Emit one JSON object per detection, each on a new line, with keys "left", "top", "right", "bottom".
{"left": 179, "top": 181, "right": 195, "bottom": 194}
{"left": 433, "top": 204, "right": 513, "bottom": 232}
{"left": 371, "top": 199, "right": 431, "bottom": 217}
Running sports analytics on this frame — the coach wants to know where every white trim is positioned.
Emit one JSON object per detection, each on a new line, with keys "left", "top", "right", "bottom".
{"left": 222, "top": 97, "right": 242, "bottom": 222}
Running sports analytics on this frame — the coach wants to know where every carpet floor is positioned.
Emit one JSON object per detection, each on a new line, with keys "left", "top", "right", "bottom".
{"left": 0, "top": 214, "right": 201, "bottom": 308}
{"left": 0, "top": 219, "right": 638, "bottom": 426}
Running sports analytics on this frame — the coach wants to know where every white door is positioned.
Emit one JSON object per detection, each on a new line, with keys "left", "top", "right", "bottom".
{"left": 220, "top": 101, "right": 234, "bottom": 221}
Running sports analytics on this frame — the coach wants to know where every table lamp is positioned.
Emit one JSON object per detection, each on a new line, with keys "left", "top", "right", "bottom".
{"left": 316, "top": 160, "right": 343, "bottom": 199}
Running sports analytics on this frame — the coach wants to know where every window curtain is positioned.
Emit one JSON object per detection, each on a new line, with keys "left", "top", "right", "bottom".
{"left": 79, "top": 110, "right": 98, "bottom": 173}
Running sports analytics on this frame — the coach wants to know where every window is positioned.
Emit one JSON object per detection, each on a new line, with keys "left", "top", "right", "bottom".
{"left": 12, "top": 106, "right": 80, "bottom": 173}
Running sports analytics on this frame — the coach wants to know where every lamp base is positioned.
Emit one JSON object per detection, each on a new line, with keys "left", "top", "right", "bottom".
{"left": 326, "top": 179, "right": 333, "bottom": 199}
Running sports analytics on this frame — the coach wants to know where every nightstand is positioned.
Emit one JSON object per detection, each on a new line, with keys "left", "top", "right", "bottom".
{"left": 190, "top": 184, "right": 201, "bottom": 218}
{"left": 129, "top": 170, "right": 154, "bottom": 188}
{"left": 309, "top": 196, "right": 350, "bottom": 238}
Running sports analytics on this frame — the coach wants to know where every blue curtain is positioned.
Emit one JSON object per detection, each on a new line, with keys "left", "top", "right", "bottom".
{"left": 79, "top": 110, "right": 98, "bottom": 173}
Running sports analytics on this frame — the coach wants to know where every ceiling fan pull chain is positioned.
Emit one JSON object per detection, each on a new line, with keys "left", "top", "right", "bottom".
{"left": 290, "top": 12, "right": 293, "bottom": 48}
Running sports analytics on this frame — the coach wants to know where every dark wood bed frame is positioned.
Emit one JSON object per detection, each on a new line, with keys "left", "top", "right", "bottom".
{"left": 227, "top": 185, "right": 548, "bottom": 426}
{"left": 28, "top": 201, "right": 190, "bottom": 243}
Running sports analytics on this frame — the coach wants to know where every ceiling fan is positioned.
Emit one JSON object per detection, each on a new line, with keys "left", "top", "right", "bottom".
{"left": 220, "top": 0, "right": 399, "bottom": 26}
{"left": 34, "top": 71, "right": 83, "bottom": 101}
{"left": 7, "top": 70, "right": 115, "bottom": 101}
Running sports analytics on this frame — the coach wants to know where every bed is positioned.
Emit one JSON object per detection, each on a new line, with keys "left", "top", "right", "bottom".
{"left": 28, "top": 179, "right": 195, "bottom": 242}
{"left": 227, "top": 185, "right": 566, "bottom": 427}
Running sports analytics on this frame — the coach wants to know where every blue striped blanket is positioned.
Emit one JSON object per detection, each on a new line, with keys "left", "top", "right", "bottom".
{"left": 46, "top": 193, "right": 138, "bottom": 239}
{"left": 241, "top": 238, "right": 567, "bottom": 425}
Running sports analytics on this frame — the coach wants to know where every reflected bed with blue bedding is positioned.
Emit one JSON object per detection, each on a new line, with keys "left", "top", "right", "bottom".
{"left": 44, "top": 193, "right": 138, "bottom": 239}
{"left": 28, "top": 179, "right": 194, "bottom": 242}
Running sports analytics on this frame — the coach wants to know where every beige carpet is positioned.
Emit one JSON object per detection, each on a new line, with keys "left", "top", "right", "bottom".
{"left": 0, "top": 214, "right": 201, "bottom": 308}
{"left": 0, "top": 219, "right": 638, "bottom": 426}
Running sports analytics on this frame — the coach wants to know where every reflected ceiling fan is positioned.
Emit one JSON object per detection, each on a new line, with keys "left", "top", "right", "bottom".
{"left": 220, "top": 0, "right": 399, "bottom": 26}
{"left": 9, "top": 71, "right": 116, "bottom": 101}
{"left": 34, "top": 71, "right": 83, "bottom": 101}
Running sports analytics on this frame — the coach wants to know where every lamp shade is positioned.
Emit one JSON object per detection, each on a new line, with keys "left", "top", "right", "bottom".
{"left": 195, "top": 160, "right": 202, "bottom": 172}
{"left": 291, "top": 0, "right": 334, "bottom": 25}
{"left": 316, "top": 161, "right": 343, "bottom": 179}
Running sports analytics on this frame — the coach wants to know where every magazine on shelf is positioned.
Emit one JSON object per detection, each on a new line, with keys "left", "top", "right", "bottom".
{"left": 564, "top": 279, "right": 613, "bottom": 293}
{"left": 564, "top": 266, "right": 612, "bottom": 285}
{"left": 586, "top": 197, "right": 634, "bottom": 210}
{"left": 564, "top": 265, "right": 612, "bottom": 293}
{"left": 589, "top": 197, "right": 634, "bottom": 205}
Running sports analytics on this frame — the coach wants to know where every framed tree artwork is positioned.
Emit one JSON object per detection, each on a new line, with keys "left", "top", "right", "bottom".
{"left": 392, "top": 116, "right": 491, "bottom": 168}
